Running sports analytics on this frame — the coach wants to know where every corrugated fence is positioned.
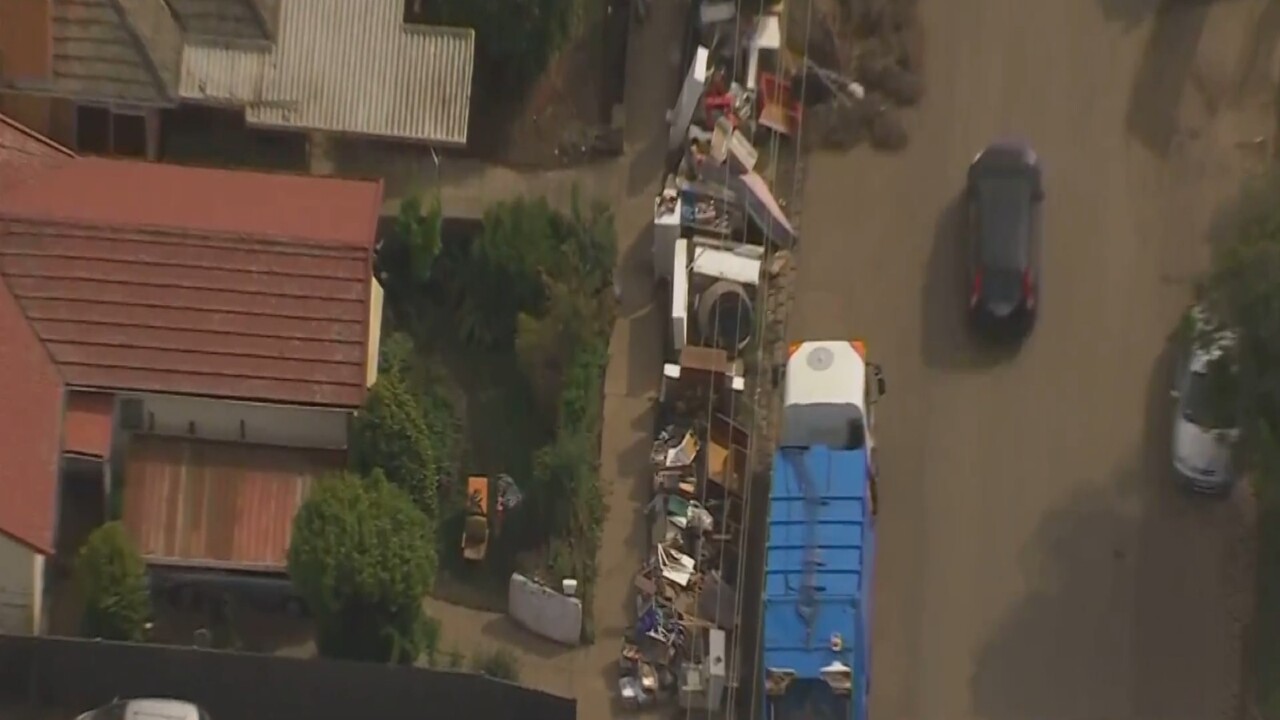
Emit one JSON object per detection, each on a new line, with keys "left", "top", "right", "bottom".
{"left": 0, "top": 634, "right": 575, "bottom": 720}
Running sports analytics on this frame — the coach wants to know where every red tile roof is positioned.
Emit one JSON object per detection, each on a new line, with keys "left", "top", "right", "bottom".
{"left": 0, "top": 157, "right": 382, "bottom": 246}
{"left": 0, "top": 260, "right": 63, "bottom": 553}
{"left": 0, "top": 216, "right": 375, "bottom": 407}
{"left": 122, "top": 436, "right": 345, "bottom": 571}
{"left": 63, "top": 390, "right": 115, "bottom": 459}
{"left": 0, "top": 112, "right": 384, "bottom": 554}
{"left": 0, "top": 112, "right": 74, "bottom": 191}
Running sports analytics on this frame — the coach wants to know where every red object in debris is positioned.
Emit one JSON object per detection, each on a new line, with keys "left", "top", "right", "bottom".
{"left": 703, "top": 92, "right": 739, "bottom": 130}
{"left": 705, "top": 93, "right": 733, "bottom": 111}
{"left": 757, "top": 73, "right": 802, "bottom": 135}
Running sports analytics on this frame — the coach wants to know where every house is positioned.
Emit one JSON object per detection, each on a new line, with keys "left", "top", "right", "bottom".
{"left": 0, "top": 0, "right": 475, "bottom": 159}
{"left": 0, "top": 112, "right": 385, "bottom": 635}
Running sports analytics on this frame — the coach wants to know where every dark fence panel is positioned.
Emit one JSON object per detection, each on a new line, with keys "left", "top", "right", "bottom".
{"left": 0, "top": 635, "right": 575, "bottom": 720}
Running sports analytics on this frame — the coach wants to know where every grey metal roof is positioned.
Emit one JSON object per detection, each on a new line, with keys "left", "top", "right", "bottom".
{"left": 180, "top": 0, "right": 474, "bottom": 146}
{"left": 165, "top": 0, "right": 275, "bottom": 42}
{"left": 49, "top": 0, "right": 182, "bottom": 105}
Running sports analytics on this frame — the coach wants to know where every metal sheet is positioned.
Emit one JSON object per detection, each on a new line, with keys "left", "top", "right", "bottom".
{"left": 179, "top": 0, "right": 475, "bottom": 145}
{"left": 122, "top": 436, "right": 344, "bottom": 571}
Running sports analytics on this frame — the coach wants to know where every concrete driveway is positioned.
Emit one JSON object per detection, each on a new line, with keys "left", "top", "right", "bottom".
{"left": 788, "top": 0, "right": 1275, "bottom": 718}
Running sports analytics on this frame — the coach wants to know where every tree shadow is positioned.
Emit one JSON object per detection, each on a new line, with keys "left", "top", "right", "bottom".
{"left": 970, "top": 337, "right": 1251, "bottom": 720}
{"left": 1205, "top": 166, "right": 1280, "bottom": 252}
{"left": 1125, "top": 0, "right": 1214, "bottom": 158}
{"left": 1098, "top": 0, "right": 1167, "bottom": 29}
{"left": 919, "top": 194, "right": 1023, "bottom": 371}
{"left": 626, "top": 130, "right": 672, "bottom": 198}
{"left": 1100, "top": 0, "right": 1223, "bottom": 30}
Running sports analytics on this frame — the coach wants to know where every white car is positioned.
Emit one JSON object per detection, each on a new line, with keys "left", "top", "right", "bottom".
{"left": 75, "top": 698, "right": 209, "bottom": 720}
{"left": 1170, "top": 308, "right": 1240, "bottom": 493}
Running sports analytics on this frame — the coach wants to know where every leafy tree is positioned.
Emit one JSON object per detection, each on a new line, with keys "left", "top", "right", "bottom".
{"left": 397, "top": 195, "right": 443, "bottom": 285}
{"left": 452, "top": 197, "right": 562, "bottom": 347}
{"left": 1197, "top": 170, "right": 1280, "bottom": 470}
{"left": 75, "top": 521, "right": 151, "bottom": 642}
{"left": 449, "top": 191, "right": 618, "bottom": 350}
{"left": 376, "top": 196, "right": 443, "bottom": 298}
{"left": 351, "top": 368, "right": 439, "bottom": 519}
{"left": 288, "top": 471, "right": 437, "bottom": 663}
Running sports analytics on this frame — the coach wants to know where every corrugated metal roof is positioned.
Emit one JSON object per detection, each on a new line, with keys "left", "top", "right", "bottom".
{"left": 64, "top": 390, "right": 115, "bottom": 458}
{"left": 122, "top": 436, "right": 345, "bottom": 571}
{"left": 177, "top": 41, "right": 269, "bottom": 103}
{"left": 764, "top": 446, "right": 867, "bottom": 715}
{"left": 167, "top": 0, "right": 272, "bottom": 41}
{"left": 180, "top": 0, "right": 475, "bottom": 146}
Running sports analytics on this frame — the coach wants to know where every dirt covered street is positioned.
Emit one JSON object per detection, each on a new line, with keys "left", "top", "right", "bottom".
{"left": 790, "top": 0, "right": 1277, "bottom": 717}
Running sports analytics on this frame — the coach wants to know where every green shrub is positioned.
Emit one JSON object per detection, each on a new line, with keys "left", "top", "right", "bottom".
{"left": 470, "top": 646, "right": 521, "bottom": 682}
{"left": 75, "top": 521, "right": 151, "bottom": 642}
{"left": 288, "top": 471, "right": 437, "bottom": 664}
{"left": 445, "top": 645, "right": 466, "bottom": 669}
{"left": 351, "top": 368, "right": 439, "bottom": 520}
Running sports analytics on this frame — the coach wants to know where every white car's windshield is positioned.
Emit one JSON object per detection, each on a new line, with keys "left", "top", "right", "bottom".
{"left": 1182, "top": 369, "right": 1236, "bottom": 430}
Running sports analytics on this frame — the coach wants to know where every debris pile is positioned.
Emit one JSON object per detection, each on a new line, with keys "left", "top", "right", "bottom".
{"left": 796, "top": 0, "right": 924, "bottom": 152}
{"left": 618, "top": 410, "right": 743, "bottom": 710}
{"left": 622, "top": 2, "right": 818, "bottom": 710}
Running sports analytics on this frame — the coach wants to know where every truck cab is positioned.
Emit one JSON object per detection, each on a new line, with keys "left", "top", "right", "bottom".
{"left": 780, "top": 340, "right": 886, "bottom": 451}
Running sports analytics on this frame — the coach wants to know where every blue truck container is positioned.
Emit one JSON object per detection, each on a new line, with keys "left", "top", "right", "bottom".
{"left": 763, "top": 445, "right": 874, "bottom": 720}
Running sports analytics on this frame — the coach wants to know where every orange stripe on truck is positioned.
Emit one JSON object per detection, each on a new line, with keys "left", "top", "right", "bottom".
{"left": 788, "top": 340, "right": 869, "bottom": 358}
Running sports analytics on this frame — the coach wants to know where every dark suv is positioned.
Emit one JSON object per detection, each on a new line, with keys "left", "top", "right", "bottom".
{"left": 965, "top": 139, "right": 1044, "bottom": 337}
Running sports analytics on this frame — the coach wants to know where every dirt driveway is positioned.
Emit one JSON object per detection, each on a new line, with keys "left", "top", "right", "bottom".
{"left": 789, "top": 0, "right": 1277, "bottom": 718}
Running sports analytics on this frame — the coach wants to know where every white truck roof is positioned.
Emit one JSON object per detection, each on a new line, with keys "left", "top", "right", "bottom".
{"left": 781, "top": 340, "right": 868, "bottom": 449}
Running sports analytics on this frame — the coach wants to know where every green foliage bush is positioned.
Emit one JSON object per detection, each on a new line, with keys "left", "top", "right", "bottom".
{"left": 1199, "top": 171, "right": 1280, "bottom": 470}
{"left": 470, "top": 646, "right": 522, "bottom": 682}
{"left": 75, "top": 521, "right": 151, "bottom": 642}
{"left": 288, "top": 471, "right": 437, "bottom": 664}
{"left": 351, "top": 367, "right": 440, "bottom": 520}
{"left": 381, "top": 188, "right": 615, "bottom": 640}
{"left": 525, "top": 336, "right": 610, "bottom": 642}
{"left": 378, "top": 197, "right": 443, "bottom": 296}
{"left": 443, "top": 192, "right": 617, "bottom": 351}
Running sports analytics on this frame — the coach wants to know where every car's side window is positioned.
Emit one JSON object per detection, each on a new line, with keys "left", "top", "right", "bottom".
{"left": 967, "top": 197, "right": 980, "bottom": 264}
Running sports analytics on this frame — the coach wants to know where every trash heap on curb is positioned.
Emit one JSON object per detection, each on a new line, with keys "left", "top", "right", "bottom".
{"left": 616, "top": 2, "right": 805, "bottom": 712}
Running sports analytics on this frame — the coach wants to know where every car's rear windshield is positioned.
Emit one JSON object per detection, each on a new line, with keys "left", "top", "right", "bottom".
{"left": 1183, "top": 369, "right": 1236, "bottom": 430}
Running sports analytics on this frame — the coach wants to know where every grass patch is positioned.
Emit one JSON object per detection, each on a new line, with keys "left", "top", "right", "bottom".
{"left": 382, "top": 305, "right": 546, "bottom": 607}
{"left": 471, "top": 646, "right": 522, "bottom": 681}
